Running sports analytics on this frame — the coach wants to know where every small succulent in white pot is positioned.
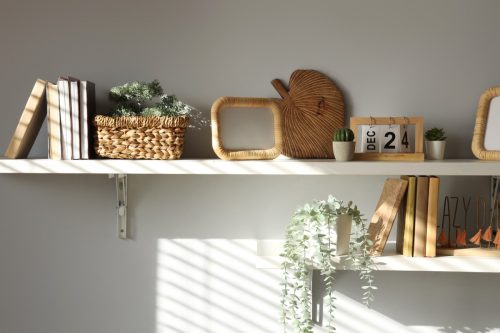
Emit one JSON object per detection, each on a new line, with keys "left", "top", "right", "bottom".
{"left": 332, "top": 127, "right": 355, "bottom": 161}
{"left": 425, "top": 127, "right": 446, "bottom": 160}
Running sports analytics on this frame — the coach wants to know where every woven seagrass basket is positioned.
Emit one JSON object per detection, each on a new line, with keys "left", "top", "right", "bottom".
{"left": 93, "top": 115, "right": 189, "bottom": 160}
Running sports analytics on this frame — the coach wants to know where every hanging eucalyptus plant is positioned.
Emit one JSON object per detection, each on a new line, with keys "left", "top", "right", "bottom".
{"left": 280, "top": 195, "right": 377, "bottom": 333}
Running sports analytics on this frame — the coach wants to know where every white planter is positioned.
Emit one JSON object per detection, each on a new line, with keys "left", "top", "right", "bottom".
{"left": 332, "top": 141, "right": 355, "bottom": 161}
{"left": 335, "top": 214, "right": 352, "bottom": 256}
{"left": 425, "top": 140, "right": 446, "bottom": 160}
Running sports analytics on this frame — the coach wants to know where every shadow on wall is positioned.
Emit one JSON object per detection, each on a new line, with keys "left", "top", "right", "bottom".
{"left": 156, "top": 239, "right": 283, "bottom": 333}
{"left": 155, "top": 239, "right": 500, "bottom": 333}
{"left": 330, "top": 270, "right": 500, "bottom": 333}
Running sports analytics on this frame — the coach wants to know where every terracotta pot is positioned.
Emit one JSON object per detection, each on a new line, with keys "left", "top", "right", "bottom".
{"left": 332, "top": 141, "right": 355, "bottom": 161}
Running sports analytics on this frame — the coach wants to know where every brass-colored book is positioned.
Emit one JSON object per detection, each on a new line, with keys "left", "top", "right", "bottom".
{"left": 426, "top": 176, "right": 440, "bottom": 257}
{"left": 4, "top": 79, "right": 47, "bottom": 158}
{"left": 403, "top": 176, "right": 417, "bottom": 256}
{"left": 413, "top": 176, "right": 430, "bottom": 257}
{"left": 47, "top": 82, "right": 62, "bottom": 160}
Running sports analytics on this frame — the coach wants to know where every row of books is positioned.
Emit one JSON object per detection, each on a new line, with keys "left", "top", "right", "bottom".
{"left": 4, "top": 77, "right": 96, "bottom": 159}
{"left": 397, "top": 175, "right": 440, "bottom": 257}
{"left": 367, "top": 176, "right": 440, "bottom": 257}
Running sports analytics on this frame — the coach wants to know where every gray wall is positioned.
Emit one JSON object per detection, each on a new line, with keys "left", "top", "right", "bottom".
{"left": 1, "top": 0, "right": 500, "bottom": 332}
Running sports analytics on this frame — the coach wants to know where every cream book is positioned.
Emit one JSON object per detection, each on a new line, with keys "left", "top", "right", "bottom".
{"left": 46, "top": 82, "right": 62, "bottom": 160}
{"left": 4, "top": 79, "right": 47, "bottom": 158}
{"left": 69, "top": 77, "right": 81, "bottom": 159}
{"left": 57, "top": 77, "right": 72, "bottom": 160}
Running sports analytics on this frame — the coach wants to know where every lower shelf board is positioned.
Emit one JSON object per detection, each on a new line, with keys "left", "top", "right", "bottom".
{"left": 437, "top": 247, "right": 500, "bottom": 257}
{"left": 256, "top": 240, "right": 500, "bottom": 272}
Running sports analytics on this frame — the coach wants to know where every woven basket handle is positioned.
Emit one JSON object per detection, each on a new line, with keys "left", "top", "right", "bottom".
{"left": 271, "top": 79, "right": 289, "bottom": 99}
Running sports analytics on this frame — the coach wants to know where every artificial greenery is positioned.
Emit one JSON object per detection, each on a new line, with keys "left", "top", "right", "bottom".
{"left": 109, "top": 79, "right": 163, "bottom": 105}
{"left": 280, "top": 195, "right": 376, "bottom": 333}
{"left": 333, "top": 127, "right": 355, "bottom": 142}
{"left": 142, "top": 95, "right": 193, "bottom": 117}
{"left": 424, "top": 127, "right": 446, "bottom": 141}
{"left": 109, "top": 79, "right": 194, "bottom": 117}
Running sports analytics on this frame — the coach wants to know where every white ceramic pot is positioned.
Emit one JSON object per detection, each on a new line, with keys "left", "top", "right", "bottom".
{"left": 425, "top": 140, "right": 446, "bottom": 160}
{"left": 335, "top": 214, "right": 352, "bottom": 256}
{"left": 332, "top": 141, "right": 355, "bottom": 161}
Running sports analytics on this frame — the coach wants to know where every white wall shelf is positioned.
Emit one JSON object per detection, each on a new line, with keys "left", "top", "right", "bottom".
{"left": 2, "top": 158, "right": 498, "bottom": 262}
{"left": 256, "top": 240, "right": 500, "bottom": 273}
{"left": 0, "top": 158, "right": 499, "bottom": 176}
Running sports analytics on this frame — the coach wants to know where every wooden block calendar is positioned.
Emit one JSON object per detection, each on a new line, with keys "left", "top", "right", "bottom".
{"left": 350, "top": 117, "right": 424, "bottom": 161}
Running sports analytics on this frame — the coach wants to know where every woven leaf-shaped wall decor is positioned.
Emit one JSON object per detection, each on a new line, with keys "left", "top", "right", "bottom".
{"left": 272, "top": 70, "right": 345, "bottom": 158}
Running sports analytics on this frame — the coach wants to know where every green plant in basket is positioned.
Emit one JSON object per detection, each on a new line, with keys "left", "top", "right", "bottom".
{"left": 333, "top": 127, "right": 355, "bottom": 142}
{"left": 142, "top": 95, "right": 194, "bottom": 117}
{"left": 94, "top": 79, "right": 196, "bottom": 160}
{"left": 109, "top": 79, "right": 163, "bottom": 105}
{"left": 109, "top": 79, "right": 194, "bottom": 117}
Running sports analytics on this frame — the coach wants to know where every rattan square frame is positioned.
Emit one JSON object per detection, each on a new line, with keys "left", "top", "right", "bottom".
{"left": 472, "top": 87, "right": 500, "bottom": 160}
{"left": 211, "top": 97, "right": 283, "bottom": 160}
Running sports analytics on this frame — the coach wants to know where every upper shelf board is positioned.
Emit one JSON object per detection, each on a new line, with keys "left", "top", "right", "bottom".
{"left": 0, "top": 158, "right": 499, "bottom": 175}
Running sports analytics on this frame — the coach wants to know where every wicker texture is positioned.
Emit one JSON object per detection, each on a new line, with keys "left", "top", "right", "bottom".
{"left": 211, "top": 97, "right": 283, "bottom": 160}
{"left": 94, "top": 115, "right": 189, "bottom": 160}
{"left": 472, "top": 87, "right": 500, "bottom": 160}
{"left": 272, "top": 70, "right": 345, "bottom": 158}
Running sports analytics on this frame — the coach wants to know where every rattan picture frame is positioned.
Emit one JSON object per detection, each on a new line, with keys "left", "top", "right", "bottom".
{"left": 472, "top": 87, "right": 500, "bottom": 160}
{"left": 211, "top": 97, "right": 283, "bottom": 160}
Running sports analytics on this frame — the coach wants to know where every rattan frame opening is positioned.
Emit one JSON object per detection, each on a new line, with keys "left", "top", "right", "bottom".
{"left": 211, "top": 97, "right": 283, "bottom": 160}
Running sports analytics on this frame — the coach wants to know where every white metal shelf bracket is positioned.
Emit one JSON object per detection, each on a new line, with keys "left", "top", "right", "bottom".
{"left": 109, "top": 174, "right": 128, "bottom": 239}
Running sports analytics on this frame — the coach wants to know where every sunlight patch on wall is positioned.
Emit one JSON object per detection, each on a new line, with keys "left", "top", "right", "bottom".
{"left": 156, "top": 239, "right": 282, "bottom": 333}
{"left": 329, "top": 291, "right": 413, "bottom": 333}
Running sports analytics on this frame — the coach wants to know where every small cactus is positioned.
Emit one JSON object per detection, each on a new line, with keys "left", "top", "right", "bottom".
{"left": 333, "top": 127, "right": 354, "bottom": 142}
{"left": 424, "top": 127, "right": 446, "bottom": 141}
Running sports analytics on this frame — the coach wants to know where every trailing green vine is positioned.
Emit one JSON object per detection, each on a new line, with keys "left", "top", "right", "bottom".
{"left": 280, "top": 195, "right": 377, "bottom": 332}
